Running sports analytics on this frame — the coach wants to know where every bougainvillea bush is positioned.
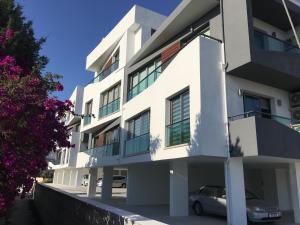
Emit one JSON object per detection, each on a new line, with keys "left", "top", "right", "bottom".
{"left": 0, "top": 0, "right": 71, "bottom": 216}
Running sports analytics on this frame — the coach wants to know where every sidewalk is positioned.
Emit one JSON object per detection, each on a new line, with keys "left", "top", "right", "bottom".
{"left": 0, "top": 198, "right": 43, "bottom": 225}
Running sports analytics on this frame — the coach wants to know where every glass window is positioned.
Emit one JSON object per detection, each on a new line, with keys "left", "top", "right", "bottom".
{"left": 167, "top": 90, "right": 190, "bottom": 146}
{"left": 108, "top": 89, "right": 114, "bottom": 103}
{"left": 128, "top": 58, "right": 162, "bottom": 100}
{"left": 243, "top": 94, "right": 271, "bottom": 118}
{"left": 86, "top": 101, "right": 93, "bottom": 114}
{"left": 127, "top": 111, "right": 150, "bottom": 139}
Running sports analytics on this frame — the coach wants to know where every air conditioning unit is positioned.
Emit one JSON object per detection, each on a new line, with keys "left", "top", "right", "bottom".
{"left": 80, "top": 133, "right": 89, "bottom": 143}
{"left": 289, "top": 92, "right": 300, "bottom": 107}
{"left": 291, "top": 107, "right": 300, "bottom": 124}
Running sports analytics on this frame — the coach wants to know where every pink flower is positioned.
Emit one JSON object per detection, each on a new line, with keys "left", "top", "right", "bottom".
{"left": 55, "top": 83, "right": 63, "bottom": 91}
{"left": 5, "top": 28, "right": 14, "bottom": 40}
{"left": 0, "top": 55, "right": 15, "bottom": 67}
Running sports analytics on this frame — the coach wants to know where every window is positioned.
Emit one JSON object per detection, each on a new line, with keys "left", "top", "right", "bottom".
{"left": 84, "top": 100, "right": 93, "bottom": 125}
{"left": 105, "top": 127, "right": 119, "bottom": 145}
{"left": 125, "top": 111, "right": 150, "bottom": 156}
{"left": 93, "top": 49, "right": 120, "bottom": 83}
{"left": 167, "top": 90, "right": 190, "bottom": 146}
{"left": 127, "top": 58, "right": 162, "bottom": 100}
{"left": 243, "top": 94, "right": 271, "bottom": 118}
{"left": 99, "top": 84, "right": 121, "bottom": 118}
{"left": 127, "top": 111, "right": 150, "bottom": 139}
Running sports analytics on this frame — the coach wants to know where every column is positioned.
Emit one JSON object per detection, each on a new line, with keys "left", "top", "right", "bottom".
{"left": 170, "top": 159, "right": 188, "bottom": 217}
{"left": 275, "top": 169, "right": 291, "bottom": 211}
{"left": 87, "top": 168, "right": 97, "bottom": 197}
{"left": 289, "top": 162, "right": 300, "bottom": 223}
{"left": 53, "top": 170, "right": 58, "bottom": 184}
{"left": 101, "top": 166, "right": 113, "bottom": 200}
{"left": 224, "top": 157, "right": 247, "bottom": 225}
{"left": 74, "top": 169, "right": 83, "bottom": 187}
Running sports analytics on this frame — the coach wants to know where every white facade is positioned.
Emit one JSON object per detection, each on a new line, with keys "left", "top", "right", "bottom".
{"left": 52, "top": 2, "right": 300, "bottom": 225}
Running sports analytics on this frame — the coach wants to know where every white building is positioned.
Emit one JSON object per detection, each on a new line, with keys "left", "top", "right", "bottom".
{"left": 52, "top": 1, "right": 300, "bottom": 224}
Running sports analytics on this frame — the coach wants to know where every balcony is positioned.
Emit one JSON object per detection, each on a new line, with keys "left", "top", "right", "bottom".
{"left": 125, "top": 133, "right": 150, "bottom": 156}
{"left": 254, "top": 31, "right": 300, "bottom": 54}
{"left": 85, "top": 142, "right": 120, "bottom": 158}
{"left": 228, "top": 111, "right": 300, "bottom": 159}
{"left": 83, "top": 116, "right": 91, "bottom": 126}
{"left": 127, "top": 65, "right": 162, "bottom": 101}
{"left": 223, "top": 0, "right": 300, "bottom": 91}
{"left": 91, "top": 60, "right": 119, "bottom": 84}
{"left": 99, "top": 98, "right": 120, "bottom": 118}
{"left": 166, "top": 118, "right": 190, "bottom": 147}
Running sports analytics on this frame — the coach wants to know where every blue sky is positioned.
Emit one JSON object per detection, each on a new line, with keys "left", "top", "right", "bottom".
{"left": 15, "top": 0, "right": 181, "bottom": 100}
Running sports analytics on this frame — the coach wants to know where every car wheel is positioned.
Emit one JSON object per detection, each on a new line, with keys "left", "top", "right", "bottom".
{"left": 193, "top": 201, "right": 204, "bottom": 216}
{"left": 121, "top": 183, "right": 126, "bottom": 188}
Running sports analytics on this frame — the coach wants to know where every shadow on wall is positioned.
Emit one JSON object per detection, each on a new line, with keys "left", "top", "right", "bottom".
{"left": 149, "top": 134, "right": 162, "bottom": 156}
{"left": 187, "top": 112, "right": 228, "bottom": 157}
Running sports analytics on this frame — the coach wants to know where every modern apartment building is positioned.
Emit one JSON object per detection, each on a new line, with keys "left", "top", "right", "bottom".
{"left": 51, "top": 1, "right": 300, "bottom": 224}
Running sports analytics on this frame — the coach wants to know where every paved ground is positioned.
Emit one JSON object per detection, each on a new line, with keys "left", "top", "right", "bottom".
{"left": 0, "top": 198, "right": 43, "bottom": 225}
{"left": 47, "top": 184, "right": 300, "bottom": 225}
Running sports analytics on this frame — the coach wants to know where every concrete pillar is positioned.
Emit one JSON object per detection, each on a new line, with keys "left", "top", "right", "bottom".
{"left": 53, "top": 170, "right": 57, "bottom": 184}
{"left": 75, "top": 169, "right": 84, "bottom": 187}
{"left": 170, "top": 159, "right": 188, "bottom": 217}
{"left": 87, "top": 168, "right": 97, "bottom": 197}
{"left": 275, "top": 169, "right": 291, "bottom": 211}
{"left": 88, "top": 133, "right": 93, "bottom": 149}
{"left": 101, "top": 167, "right": 113, "bottom": 200}
{"left": 61, "top": 170, "right": 65, "bottom": 185}
{"left": 224, "top": 157, "right": 247, "bottom": 225}
{"left": 289, "top": 162, "right": 300, "bottom": 223}
{"left": 69, "top": 170, "right": 74, "bottom": 186}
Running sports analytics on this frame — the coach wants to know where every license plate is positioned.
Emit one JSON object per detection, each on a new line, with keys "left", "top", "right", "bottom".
{"left": 269, "top": 213, "right": 280, "bottom": 218}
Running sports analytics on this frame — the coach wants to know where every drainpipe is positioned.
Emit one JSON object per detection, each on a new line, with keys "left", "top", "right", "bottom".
{"left": 282, "top": 0, "right": 300, "bottom": 48}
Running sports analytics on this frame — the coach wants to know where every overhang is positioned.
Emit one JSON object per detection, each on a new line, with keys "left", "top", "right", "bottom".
{"left": 127, "top": 0, "right": 220, "bottom": 67}
{"left": 251, "top": 0, "right": 300, "bottom": 31}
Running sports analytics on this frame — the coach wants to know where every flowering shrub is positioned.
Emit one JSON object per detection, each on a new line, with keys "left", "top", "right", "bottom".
{"left": 0, "top": 11, "right": 72, "bottom": 216}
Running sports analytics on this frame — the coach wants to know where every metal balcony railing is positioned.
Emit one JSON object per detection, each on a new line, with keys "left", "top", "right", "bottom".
{"left": 99, "top": 98, "right": 120, "bottom": 118}
{"left": 254, "top": 30, "right": 300, "bottom": 53}
{"left": 90, "top": 60, "right": 119, "bottom": 84}
{"left": 125, "top": 133, "right": 150, "bottom": 156}
{"left": 85, "top": 142, "right": 120, "bottom": 158}
{"left": 166, "top": 118, "right": 190, "bottom": 147}
{"left": 228, "top": 111, "right": 300, "bottom": 131}
{"left": 83, "top": 116, "right": 91, "bottom": 126}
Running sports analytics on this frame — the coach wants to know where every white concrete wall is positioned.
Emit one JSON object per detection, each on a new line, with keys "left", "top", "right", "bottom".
{"left": 86, "top": 5, "right": 165, "bottom": 71}
{"left": 127, "top": 163, "right": 169, "bottom": 205}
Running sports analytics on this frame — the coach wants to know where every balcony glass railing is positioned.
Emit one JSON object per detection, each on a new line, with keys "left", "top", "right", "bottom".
{"left": 91, "top": 60, "right": 119, "bottom": 84}
{"left": 125, "top": 133, "right": 150, "bottom": 156}
{"left": 254, "top": 30, "right": 300, "bottom": 54}
{"left": 99, "top": 98, "right": 120, "bottom": 118}
{"left": 127, "top": 65, "right": 162, "bottom": 101}
{"left": 228, "top": 111, "right": 299, "bottom": 131}
{"left": 85, "top": 142, "right": 120, "bottom": 158}
{"left": 166, "top": 118, "right": 190, "bottom": 147}
{"left": 83, "top": 116, "right": 91, "bottom": 126}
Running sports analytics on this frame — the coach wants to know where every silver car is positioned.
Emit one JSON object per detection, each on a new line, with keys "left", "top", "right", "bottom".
{"left": 97, "top": 176, "right": 127, "bottom": 188}
{"left": 189, "top": 185, "right": 282, "bottom": 223}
